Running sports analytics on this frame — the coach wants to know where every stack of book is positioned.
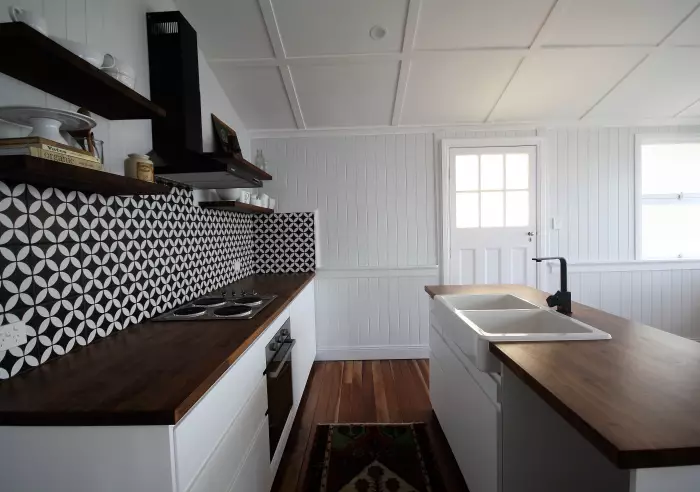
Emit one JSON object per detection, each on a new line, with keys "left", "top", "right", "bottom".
{"left": 0, "top": 137, "right": 104, "bottom": 171}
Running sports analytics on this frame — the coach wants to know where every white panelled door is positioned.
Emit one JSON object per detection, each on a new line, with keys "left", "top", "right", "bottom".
{"left": 447, "top": 146, "right": 537, "bottom": 286}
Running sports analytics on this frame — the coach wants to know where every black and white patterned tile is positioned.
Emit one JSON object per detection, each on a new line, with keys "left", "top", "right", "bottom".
{"left": 254, "top": 213, "right": 316, "bottom": 274}
{"left": 0, "top": 181, "right": 261, "bottom": 380}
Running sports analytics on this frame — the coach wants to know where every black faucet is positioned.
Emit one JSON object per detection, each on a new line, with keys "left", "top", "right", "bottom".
{"left": 532, "top": 257, "right": 572, "bottom": 315}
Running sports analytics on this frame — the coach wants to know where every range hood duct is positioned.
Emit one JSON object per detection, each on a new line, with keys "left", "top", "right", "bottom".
{"left": 146, "top": 11, "right": 262, "bottom": 188}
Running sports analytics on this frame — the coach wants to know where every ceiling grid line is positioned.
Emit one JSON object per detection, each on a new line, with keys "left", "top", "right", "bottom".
{"left": 391, "top": 0, "right": 422, "bottom": 126}
{"left": 484, "top": 0, "right": 561, "bottom": 122}
{"left": 577, "top": 54, "right": 651, "bottom": 121}
{"left": 257, "top": 0, "right": 306, "bottom": 128}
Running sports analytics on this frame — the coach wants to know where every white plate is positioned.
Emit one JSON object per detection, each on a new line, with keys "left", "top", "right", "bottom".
{"left": 0, "top": 106, "right": 96, "bottom": 132}
{"left": 0, "top": 106, "right": 96, "bottom": 145}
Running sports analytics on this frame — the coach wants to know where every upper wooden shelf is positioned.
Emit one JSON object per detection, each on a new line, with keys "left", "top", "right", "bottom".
{"left": 203, "top": 153, "right": 273, "bottom": 181}
{"left": 199, "top": 201, "right": 273, "bottom": 214}
{"left": 0, "top": 22, "right": 166, "bottom": 120}
{"left": 0, "top": 155, "right": 171, "bottom": 196}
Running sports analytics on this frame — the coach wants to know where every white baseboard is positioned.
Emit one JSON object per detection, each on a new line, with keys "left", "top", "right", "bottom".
{"left": 315, "top": 345, "right": 429, "bottom": 361}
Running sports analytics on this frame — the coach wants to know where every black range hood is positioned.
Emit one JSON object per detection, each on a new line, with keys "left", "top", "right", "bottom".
{"left": 146, "top": 11, "right": 270, "bottom": 189}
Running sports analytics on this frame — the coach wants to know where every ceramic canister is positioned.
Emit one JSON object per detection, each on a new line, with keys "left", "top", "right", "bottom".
{"left": 124, "top": 154, "right": 154, "bottom": 182}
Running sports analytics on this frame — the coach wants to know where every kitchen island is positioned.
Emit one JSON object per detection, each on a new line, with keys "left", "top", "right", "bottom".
{"left": 426, "top": 284, "right": 700, "bottom": 492}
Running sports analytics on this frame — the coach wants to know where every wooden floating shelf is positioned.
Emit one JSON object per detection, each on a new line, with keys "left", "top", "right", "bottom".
{"left": 0, "top": 155, "right": 171, "bottom": 196}
{"left": 0, "top": 22, "right": 165, "bottom": 120}
{"left": 202, "top": 153, "right": 273, "bottom": 181}
{"left": 199, "top": 201, "right": 274, "bottom": 214}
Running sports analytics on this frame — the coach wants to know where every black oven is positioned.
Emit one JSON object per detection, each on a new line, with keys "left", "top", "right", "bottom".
{"left": 264, "top": 319, "right": 295, "bottom": 460}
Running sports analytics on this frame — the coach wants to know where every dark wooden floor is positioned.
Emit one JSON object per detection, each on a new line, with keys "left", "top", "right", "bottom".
{"left": 272, "top": 360, "right": 469, "bottom": 491}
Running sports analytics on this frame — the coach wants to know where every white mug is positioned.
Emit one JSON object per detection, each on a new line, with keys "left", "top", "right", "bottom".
{"left": 239, "top": 190, "right": 251, "bottom": 204}
{"left": 9, "top": 6, "right": 48, "bottom": 36}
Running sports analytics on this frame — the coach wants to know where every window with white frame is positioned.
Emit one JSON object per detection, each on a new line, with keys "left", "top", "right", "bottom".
{"left": 637, "top": 138, "right": 700, "bottom": 259}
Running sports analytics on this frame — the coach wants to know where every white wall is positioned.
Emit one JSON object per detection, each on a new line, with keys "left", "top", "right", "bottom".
{"left": 0, "top": 0, "right": 249, "bottom": 175}
{"left": 254, "top": 124, "right": 700, "bottom": 357}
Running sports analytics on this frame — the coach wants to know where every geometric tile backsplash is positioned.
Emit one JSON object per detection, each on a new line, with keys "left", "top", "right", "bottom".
{"left": 0, "top": 180, "right": 315, "bottom": 380}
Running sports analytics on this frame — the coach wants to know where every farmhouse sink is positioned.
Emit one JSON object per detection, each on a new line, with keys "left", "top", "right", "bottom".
{"left": 432, "top": 294, "right": 610, "bottom": 373}
{"left": 457, "top": 309, "right": 611, "bottom": 341}
{"left": 438, "top": 293, "right": 540, "bottom": 311}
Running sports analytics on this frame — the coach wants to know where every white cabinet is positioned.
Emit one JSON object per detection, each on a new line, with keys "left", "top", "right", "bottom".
{"left": 430, "top": 314, "right": 501, "bottom": 492}
{"left": 290, "top": 280, "right": 316, "bottom": 406}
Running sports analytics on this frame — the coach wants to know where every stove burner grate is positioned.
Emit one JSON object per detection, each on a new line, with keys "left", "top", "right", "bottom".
{"left": 233, "top": 296, "right": 263, "bottom": 306}
{"left": 192, "top": 297, "right": 227, "bottom": 307}
{"left": 173, "top": 306, "right": 207, "bottom": 317}
{"left": 214, "top": 305, "right": 253, "bottom": 317}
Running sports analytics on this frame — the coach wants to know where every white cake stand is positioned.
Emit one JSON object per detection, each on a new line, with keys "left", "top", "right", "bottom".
{"left": 0, "top": 106, "right": 96, "bottom": 145}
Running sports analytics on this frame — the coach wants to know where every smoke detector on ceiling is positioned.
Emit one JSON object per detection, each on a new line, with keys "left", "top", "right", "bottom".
{"left": 370, "top": 25, "right": 387, "bottom": 40}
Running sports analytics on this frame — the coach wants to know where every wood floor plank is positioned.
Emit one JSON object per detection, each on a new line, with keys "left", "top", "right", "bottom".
{"left": 320, "top": 362, "right": 342, "bottom": 423}
{"left": 372, "top": 361, "right": 390, "bottom": 422}
{"left": 391, "top": 360, "right": 421, "bottom": 422}
{"left": 337, "top": 361, "right": 353, "bottom": 423}
{"left": 272, "top": 360, "right": 469, "bottom": 492}
{"left": 417, "top": 359, "right": 430, "bottom": 390}
{"left": 361, "top": 360, "right": 376, "bottom": 422}
{"left": 350, "top": 361, "right": 364, "bottom": 422}
{"left": 381, "top": 360, "right": 402, "bottom": 422}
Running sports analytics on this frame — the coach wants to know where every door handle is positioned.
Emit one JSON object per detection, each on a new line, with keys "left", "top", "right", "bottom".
{"left": 527, "top": 232, "right": 535, "bottom": 236}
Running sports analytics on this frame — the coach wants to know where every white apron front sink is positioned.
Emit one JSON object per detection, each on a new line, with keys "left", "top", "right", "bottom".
{"left": 433, "top": 294, "right": 610, "bottom": 373}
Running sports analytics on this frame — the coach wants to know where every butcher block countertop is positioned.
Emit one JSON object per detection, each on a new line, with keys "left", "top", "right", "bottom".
{"left": 425, "top": 284, "right": 700, "bottom": 469}
{"left": 0, "top": 273, "right": 314, "bottom": 427}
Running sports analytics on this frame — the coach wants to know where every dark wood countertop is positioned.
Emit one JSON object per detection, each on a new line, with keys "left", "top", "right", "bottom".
{"left": 425, "top": 284, "right": 700, "bottom": 469}
{"left": 0, "top": 274, "right": 314, "bottom": 427}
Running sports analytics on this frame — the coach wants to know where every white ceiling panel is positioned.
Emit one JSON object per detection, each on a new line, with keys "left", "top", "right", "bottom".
{"left": 540, "top": 0, "right": 699, "bottom": 47}
{"left": 416, "top": 0, "right": 555, "bottom": 49}
{"left": 291, "top": 61, "right": 400, "bottom": 127}
{"left": 586, "top": 48, "right": 700, "bottom": 120}
{"left": 667, "top": 7, "right": 700, "bottom": 46}
{"left": 271, "top": 0, "right": 408, "bottom": 56}
{"left": 402, "top": 51, "right": 524, "bottom": 125}
{"left": 176, "top": 0, "right": 274, "bottom": 59}
{"left": 209, "top": 64, "right": 297, "bottom": 129}
{"left": 490, "top": 48, "right": 649, "bottom": 122}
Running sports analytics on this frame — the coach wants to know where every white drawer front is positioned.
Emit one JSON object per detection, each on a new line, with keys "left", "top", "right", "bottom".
{"left": 229, "top": 417, "right": 271, "bottom": 492}
{"left": 174, "top": 309, "right": 289, "bottom": 492}
{"left": 188, "top": 377, "right": 268, "bottom": 492}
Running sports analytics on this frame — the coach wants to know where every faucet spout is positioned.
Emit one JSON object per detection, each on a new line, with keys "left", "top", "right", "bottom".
{"left": 532, "top": 256, "right": 571, "bottom": 315}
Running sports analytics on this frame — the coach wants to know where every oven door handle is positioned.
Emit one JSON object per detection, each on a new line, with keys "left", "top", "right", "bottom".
{"left": 265, "top": 339, "right": 296, "bottom": 379}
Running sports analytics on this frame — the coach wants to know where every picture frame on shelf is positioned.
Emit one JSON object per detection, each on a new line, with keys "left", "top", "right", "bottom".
{"left": 211, "top": 114, "right": 242, "bottom": 157}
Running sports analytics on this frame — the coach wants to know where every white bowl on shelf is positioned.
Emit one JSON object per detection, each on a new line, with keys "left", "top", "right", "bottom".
{"left": 216, "top": 189, "right": 242, "bottom": 201}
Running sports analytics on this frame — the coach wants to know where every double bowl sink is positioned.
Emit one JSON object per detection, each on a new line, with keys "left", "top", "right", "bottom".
{"left": 433, "top": 294, "right": 610, "bottom": 373}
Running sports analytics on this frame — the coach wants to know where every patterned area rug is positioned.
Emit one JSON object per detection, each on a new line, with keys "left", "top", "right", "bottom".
{"left": 304, "top": 423, "right": 444, "bottom": 492}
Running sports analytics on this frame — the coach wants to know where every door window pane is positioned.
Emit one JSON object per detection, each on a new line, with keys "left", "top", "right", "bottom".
{"left": 505, "top": 154, "right": 529, "bottom": 190}
{"left": 481, "top": 191, "right": 504, "bottom": 227}
{"left": 480, "top": 154, "right": 504, "bottom": 190}
{"left": 456, "top": 192, "right": 479, "bottom": 228}
{"left": 505, "top": 191, "right": 529, "bottom": 226}
{"left": 455, "top": 155, "right": 479, "bottom": 191}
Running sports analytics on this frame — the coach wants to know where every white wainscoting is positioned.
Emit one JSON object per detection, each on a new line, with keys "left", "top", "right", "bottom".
{"left": 314, "top": 267, "right": 438, "bottom": 360}
{"left": 548, "top": 261, "right": 700, "bottom": 340}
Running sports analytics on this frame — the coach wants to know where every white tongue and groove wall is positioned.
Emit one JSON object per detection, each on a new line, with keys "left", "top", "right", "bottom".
{"left": 255, "top": 124, "right": 700, "bottom": 359}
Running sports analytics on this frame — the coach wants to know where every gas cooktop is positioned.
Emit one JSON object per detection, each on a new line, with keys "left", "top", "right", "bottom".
{"left": 152, "top": 288, "right": 277, "bottom": 322}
